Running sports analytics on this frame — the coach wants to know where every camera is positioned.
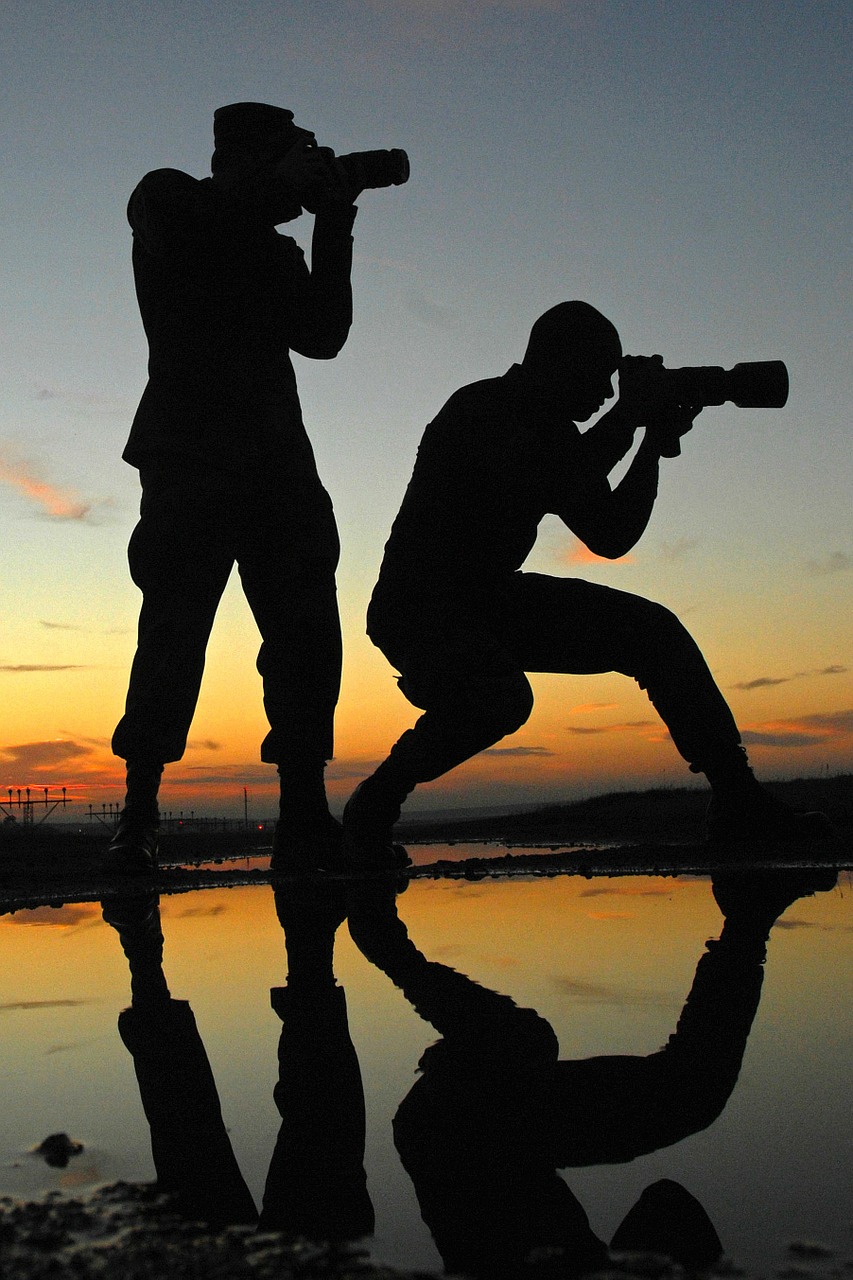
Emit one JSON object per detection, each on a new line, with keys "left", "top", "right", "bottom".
{"left": 621, "top": 357, "right": 790, "bottom": 457}
{"left": 651, "top": 360, "right": 789, "bottom": 410}
{"left": 317, "top": 146, "right": 410, "bottom": 199}
{"left": 335, "top": 148, "right": 410, "bottom": 193}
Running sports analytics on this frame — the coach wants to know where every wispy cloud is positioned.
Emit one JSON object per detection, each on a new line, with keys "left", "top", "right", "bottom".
{"left": 40, "top": 620, "right": 83, "bottom": 632}
{"left": 0, "top": 446, "right": 96, "bottom": 521}
{"left": 0, "top": 998, "right": 88, "bottom": 1011}
{"left": 660, "top": 537, "right": 699, "bottom": 562}
{"left": 0, "top": 664, "right": 86, "bottom": 673}
{"left": 567, "top": 720, "right": 655, "bottom": 736}
{"left": 805, "top": 551, "right": 852, "bottom": 576}
{"left": 571, "top": 702, "right": 620, "bottom": 713}
{"left": 0, "top": 739, "right": 95, "bottom": 772}
{"left": 732, "top": 666, "right": 847, "bottom": 691}
{"left": 33, "top": 387, "right": 129, "bottom": 416}
{"left": 403, "top": 287, "right": 459, "bottom": 330}
{"left": 552, "top": 975, "right": 678, "bottom": 1008}
{"left": 741, "top": 709, "right": 853, "bottom": 749}
{"left": 484, "top": 745, "right": 554, "bottom": 756}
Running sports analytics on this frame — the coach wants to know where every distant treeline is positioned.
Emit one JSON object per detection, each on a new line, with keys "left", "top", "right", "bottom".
{"left": 398, "top": 774, "right": 853, "bottom": 843}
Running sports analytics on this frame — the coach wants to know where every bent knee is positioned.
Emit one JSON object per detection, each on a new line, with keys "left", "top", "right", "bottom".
{"left": 468, "top": 671, "right": 534, "bottom": 738}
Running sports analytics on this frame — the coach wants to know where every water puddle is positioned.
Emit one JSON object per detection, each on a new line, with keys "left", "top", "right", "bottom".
{"left": 1, "top": 861, "right": 850, "bottom": 1275}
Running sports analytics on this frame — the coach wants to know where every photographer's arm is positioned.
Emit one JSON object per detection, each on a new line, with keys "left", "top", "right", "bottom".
{"left": 564, "top": 432, "right": 663, "bottom": 559}
{"left": 287, "top": 202, "right": 357, "bottom": 359}
{"left": 562, "top": 362, "right": 700, "bottom": 558}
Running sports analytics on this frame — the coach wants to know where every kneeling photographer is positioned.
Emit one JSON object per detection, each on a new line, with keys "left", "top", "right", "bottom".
{"left": 343, "top": 300, "right": 831, "bottom": 866}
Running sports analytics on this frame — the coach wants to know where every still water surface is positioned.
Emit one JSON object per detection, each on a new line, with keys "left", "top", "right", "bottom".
{"left": 1, "top": 857, "right": 850, "bottom": 1274}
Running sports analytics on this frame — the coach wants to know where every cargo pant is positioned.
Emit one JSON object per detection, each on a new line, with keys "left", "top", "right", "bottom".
{"left": 112, "top": 465, "right": 342, "bottom": 768}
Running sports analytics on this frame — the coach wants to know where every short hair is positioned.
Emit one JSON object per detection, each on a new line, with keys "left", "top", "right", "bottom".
{"left": 523, "top": 301, "right": 621, "bottom": 369}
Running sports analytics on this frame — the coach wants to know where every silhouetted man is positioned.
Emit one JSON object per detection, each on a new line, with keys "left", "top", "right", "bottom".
{"left": 109, "top": 102, "right": 361, "bottom": 873}
{"left": 344, "top": 302, "right": 827, "bottom": 864}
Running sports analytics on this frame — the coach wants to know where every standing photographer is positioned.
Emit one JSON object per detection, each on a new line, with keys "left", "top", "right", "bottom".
{"left": 109, "top": 102, "right": 365, "bottom": 873}
{"left": 344, "top": 301, "right": 829, "bottom": 864}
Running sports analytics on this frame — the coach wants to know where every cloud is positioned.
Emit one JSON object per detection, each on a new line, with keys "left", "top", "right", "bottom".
{"left": 571, "top": 702, "right": 620, "bottom": 713}
{"left": 741, "top": 709, "right": 853, "bottom": 749}
{"left": 660, "top": 537, "right": 699, "bottom": 562}
{"left": 185, "top": 739, "right": 223, "bottom": 752}
{"left": 0, "top": 448, "right": 94, "bottom": 521}
{"left": 0, "top": 664, "right": 86, "bottom": 673}
{"left": 33, "top": 386, "right": 130, "bottom": 416}
{"left": 403, "top": 288, "right": 459, "bottom": 329}
{"left": 805, "top": 551, "right": 852, "bottom": 576}
{"left": 0, "top": 740, "right": 95, "bottom": 773}
{"left": 0, "top": 904, "right": 101, "bottom": 930}
{"left": 567, "top": 720, "right": 655, "bottom": 736}
{"left": 0, "top": 998, "right": 88, "bottom": 1011}
{"left": 579, "top": 885, "right": 674, "bottom": 898}
{"left": 0, "top": 450, "right": 91, "bottom": 519}
{"left": 732, "top": 666, "right": 847, "bottom": 691}
{"left": 483, "top": 745, "right": 554, "bottom": 756}
{"left": 552, "top": 975, "right": 678, "bottom": 1008}
{"left": 171, "top": 904, "right": 227, "bottom": 919}
{"left": 733, "top": 676, "right": 793, "bottom": 691}
{"left": 40, "top": 620, "right": 83, "bottom": 632}
{"left": 565, "top": 539, "right": 635, "bottom": 565}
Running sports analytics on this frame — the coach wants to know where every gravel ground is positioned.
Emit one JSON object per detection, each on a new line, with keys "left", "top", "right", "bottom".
{"left": 2, "top": 1182, "right": 849, "bottom": 1279}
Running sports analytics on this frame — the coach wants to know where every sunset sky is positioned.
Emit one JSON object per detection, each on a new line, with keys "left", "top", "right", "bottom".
{"left": 1, "top": 1, "right": 851, "bottom": 818}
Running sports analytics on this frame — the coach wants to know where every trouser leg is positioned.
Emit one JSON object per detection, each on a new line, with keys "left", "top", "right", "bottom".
{"left": 495, "top": 574, "right": 743, "bottom": 772}
{"left": 238, "top": 482, "right": 342, "bottom": 771}
{"left": 347, "top": 622, "right": 535, "bottom": 836}
{"left": 112, "top": 476, "right": 233, "bottom": 765}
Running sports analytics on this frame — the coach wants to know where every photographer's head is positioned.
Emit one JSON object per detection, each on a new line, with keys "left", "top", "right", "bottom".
{"left": 211, "top": 101, "right": 317, "bottom": 220}
{"left": 521, "top": 301, "right": 621, "bottom": 421}
{"left": 211, "top": 102, "right": 313, "bottom": 171}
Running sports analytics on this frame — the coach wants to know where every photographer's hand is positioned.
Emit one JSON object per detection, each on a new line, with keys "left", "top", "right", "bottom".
{"left": 618, "top": 355, "right": 699, "bottom": 457}
{"left": 274, "top": 140, "right": 354, "bottom": 215}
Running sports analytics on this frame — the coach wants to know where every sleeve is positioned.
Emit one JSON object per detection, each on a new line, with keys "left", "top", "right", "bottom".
{"left": 285, "top": 204, "right": 357, "bottom": 359}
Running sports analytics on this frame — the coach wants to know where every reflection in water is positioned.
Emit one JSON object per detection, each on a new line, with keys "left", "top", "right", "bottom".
{"left": 101, "top": 894, "right": 257, "bottom": 1228}
{"left": 102, "top": 883, "right": 373, "bottom": 1242}
{"left": 348, "top": 869, "right": 836, "bottom": 1276}
{"left": 99, "top": 868, "right": 836, "bottom": 1274}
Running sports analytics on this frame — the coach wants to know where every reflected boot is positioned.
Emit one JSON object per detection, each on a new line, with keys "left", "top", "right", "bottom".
{"left": 711, "top": 866, "right": 838, "bottom": 936}
{"left": 102, "top": 762, "right": 162, "bottom": 875}
{"left": 101, "top": 893, "right": 171, "bottom": 1009}
{"left": 701, "top": 748, "right": 834, "bottom": 846}
{"left": 271, "top": 764, "right": 346, "bottom": 873}
{"left": 610, "top": 1179, "right": 722, "bottom": 1271}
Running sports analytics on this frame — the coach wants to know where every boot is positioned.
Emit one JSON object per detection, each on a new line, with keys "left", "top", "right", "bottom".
{"left": 701, "top": 748, "right": 834, "bottom": 845}
{"left": 102, "top": 762, "right": 162, "bottom": 875}
{"left": 342, "top": 773, "right": 412, "bottom": 872}
{"left": 271, "top": 763, "right": 346, "bottom": 874}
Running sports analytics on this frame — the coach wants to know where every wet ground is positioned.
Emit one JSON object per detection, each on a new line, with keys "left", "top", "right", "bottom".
{"left": 1, "top": 847, "right": 851, "bottom": 1277}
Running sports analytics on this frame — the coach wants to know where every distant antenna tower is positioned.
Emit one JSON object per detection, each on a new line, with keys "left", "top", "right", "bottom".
{"left": 1, "top": 786, "right": 70, "bottom": 825}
